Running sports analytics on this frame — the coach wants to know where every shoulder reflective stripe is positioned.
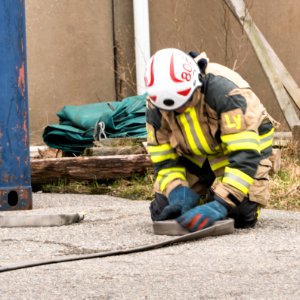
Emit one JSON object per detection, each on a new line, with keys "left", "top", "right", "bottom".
{"left": 157, "top": 167, "right": 187, "bottom": 191}
{"left": 222, "top": 167, "right": 254, "bottom": 194}
{"left": 208, "top": 155, "right": 229, "bottom": 171}
{"left": 221, "top": 131, "right": 260, "bottom": 152}
{"left": 178, "top": 107, "right": 214, "bottom": 155}
{"left": 259, "top": 128, "right": 274, "bottom": 151}
{"left": 148, "top": 144, "right": 178, "bottom": 163}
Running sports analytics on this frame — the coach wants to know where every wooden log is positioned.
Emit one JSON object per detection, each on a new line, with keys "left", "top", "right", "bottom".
{"left": 31, "top": 154, "right": 153, "bottom": 184}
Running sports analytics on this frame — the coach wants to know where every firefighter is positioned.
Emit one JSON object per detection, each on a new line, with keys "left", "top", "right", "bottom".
{"left": 145, "top": 48, "right": 277, "bottom": 231}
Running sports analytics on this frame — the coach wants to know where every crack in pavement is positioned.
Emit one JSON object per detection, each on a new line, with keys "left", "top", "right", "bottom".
{"left": 1, "top": 238, "right": 106, "bottom": 255}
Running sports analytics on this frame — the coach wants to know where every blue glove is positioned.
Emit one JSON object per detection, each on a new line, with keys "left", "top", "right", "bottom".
{"left": 156, "top": 186, "right": 200, "bottom": 221}
{"left": 177, "top": 197, "right": 228, "bottom": 232}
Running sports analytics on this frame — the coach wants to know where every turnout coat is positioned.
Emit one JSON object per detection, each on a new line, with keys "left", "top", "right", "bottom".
{"left": 146, "top": 60, "right": 275, "bottom": 208}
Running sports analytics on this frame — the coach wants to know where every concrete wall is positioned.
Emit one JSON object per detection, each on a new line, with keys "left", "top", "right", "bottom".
{"left": 25, "top": 0, "right": 300, "bottom": 144}
{"left": 25, "top": 0, "right": 116, "bottom": 144}
{"left": 113, "top": 0, "right": 136, "bottom": 100}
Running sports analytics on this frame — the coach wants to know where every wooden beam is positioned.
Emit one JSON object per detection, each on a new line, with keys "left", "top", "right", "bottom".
{"left": 224, "top": 0, "right": 300, "bottom": 129}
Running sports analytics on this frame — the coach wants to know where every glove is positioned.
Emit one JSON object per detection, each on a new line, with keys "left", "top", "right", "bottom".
{"left": 156, "top": 186, "right": 200, "bottom": 221}
{"left": 227, "top": 197, "right": 260, "bottom": 228}
{"left": 177, "top": 197, "right": 228, "bottom": 232}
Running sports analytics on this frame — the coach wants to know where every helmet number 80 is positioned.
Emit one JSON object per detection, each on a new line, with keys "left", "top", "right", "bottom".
{"left": 182, "top": 61, "right": 192, "bottom": 81}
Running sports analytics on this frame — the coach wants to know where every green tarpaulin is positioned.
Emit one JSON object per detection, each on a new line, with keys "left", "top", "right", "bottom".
{"left": 43, "top": 94, "right": 147, "bottom": 154}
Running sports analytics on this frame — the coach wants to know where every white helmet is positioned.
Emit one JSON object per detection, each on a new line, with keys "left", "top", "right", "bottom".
{"left": 144, "top": 48, "right": 202, "bottom": 111}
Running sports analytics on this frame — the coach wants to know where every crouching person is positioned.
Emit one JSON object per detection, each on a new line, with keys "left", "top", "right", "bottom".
{"left": 144, "top": 48, "right": 277, "bottom": 231}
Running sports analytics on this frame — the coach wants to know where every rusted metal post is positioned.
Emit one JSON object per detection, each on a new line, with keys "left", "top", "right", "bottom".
{"left": 0, "top": 0, "right": 32, "bottom": 210}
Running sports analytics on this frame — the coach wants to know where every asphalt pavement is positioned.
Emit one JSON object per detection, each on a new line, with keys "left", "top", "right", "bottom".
{"left": 0, "top": 193, "right": 299, "bottom": 299}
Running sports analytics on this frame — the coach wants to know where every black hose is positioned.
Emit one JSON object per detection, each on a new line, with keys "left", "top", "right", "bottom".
{"left": 0, "top": 219, "right": 233, "bottom": 273}
{"left": 0, "top": 221, "right": 225, "bottom": 273}
{"left": 0, "top": 233, "right": 193, "bottom": 273}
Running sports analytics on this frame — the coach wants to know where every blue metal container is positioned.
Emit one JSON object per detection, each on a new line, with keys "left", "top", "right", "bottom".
{"left": 0, "top": 0, "right": 32, "bottom": 210}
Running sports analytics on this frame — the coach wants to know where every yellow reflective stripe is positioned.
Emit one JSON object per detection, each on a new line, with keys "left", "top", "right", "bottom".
{"left": 259, "top": 128, "right": 274, "bottom": 151}
{"left": 147, "top": 143, "right": 173, "bottom": 153}
{"left": 150, "top": 153, "right": 178, "bottom": 163}
{"left": 157, "top": 167, "right": 186, "bottom": 192}
{"left": 178, "top": 112, "right": 203, "bottom": 156}
{"left": 222, "top": 167, "right": 254, "bottom": 195}
{"left": 183, "top": 154, "right": 206, "bottom": 168}
{"left": 158, "top": 167, "right": 185, "bottom": 176}
{"left": 178, "top": 107, "right": 214, "bottom": 155}
{"left": 147, "top": 144, "right": 178, "bottom": 163}
{"left": 189, "top": 108, "right": 215, "bottom": 154}
{"left": 221, "top": 131, "right": 260, "bottom": 152}
{"left": 257, "top": 207, "right": 261, "bottom": 219}
{"left": 208, "top": 155, "right": 229, "bottom": 171}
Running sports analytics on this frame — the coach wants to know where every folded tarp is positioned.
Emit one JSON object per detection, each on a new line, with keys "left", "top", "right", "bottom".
{"left": 43, "top": 94, "right": 147, "bottom": 155}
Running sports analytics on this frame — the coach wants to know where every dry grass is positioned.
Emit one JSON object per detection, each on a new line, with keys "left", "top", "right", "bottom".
{"left": 38, "top": 174, "right": 155, "bottom": 201}
{"left": 268, "top": 143, "right": 300, "bottom": 211}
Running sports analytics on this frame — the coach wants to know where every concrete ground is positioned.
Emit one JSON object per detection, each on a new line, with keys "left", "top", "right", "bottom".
{"left": 0, "top": 193, "right": 299, "bottom": 300}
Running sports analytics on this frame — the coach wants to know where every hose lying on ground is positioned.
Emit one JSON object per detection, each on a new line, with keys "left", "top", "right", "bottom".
{"left": 0, "top": 219, "right": 234, "bottom": 273}
{"left": 0, "top": 213, "right": 84, "bottom": 227}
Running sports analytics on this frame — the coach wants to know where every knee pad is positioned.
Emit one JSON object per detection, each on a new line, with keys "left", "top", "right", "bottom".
{"left": 149, "top": 193, "right": 169, "bottom": 221}
{"left": 228, "top": 198, "right": 260, "bottom": 229}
